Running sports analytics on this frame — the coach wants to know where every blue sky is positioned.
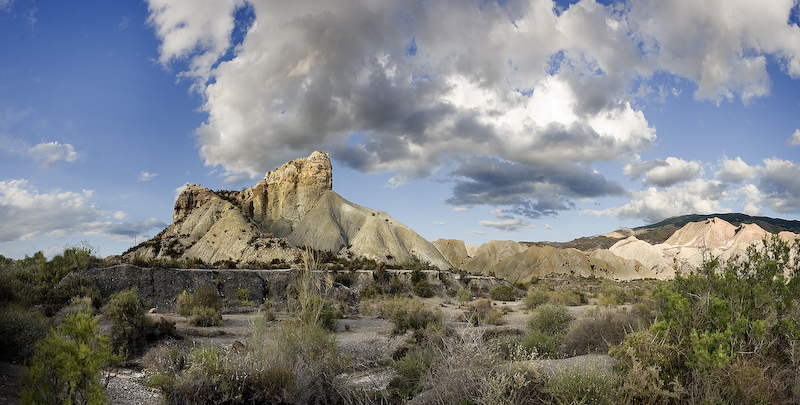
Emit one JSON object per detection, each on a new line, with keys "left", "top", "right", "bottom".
{"left": 2, "top": 0, "right": 800, "bottom": 259}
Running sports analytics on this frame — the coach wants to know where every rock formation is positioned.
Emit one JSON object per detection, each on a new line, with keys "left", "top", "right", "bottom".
{"left": 125, "top": 151, "right": 451, "bottom": 269}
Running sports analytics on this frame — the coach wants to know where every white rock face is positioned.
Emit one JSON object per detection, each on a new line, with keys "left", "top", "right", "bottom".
{"left": 125, "top": 151, "right": 451, "bottom": 269}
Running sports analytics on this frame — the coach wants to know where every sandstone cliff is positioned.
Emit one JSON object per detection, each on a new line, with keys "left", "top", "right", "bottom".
{"left": 124, "top": 151, "right": 451, "bottom": 269}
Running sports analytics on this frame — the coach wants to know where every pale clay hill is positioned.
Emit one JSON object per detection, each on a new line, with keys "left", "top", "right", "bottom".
{"left": 125, "top": 151, "right": 798, "bottom": 281}
{"left": 125, "top": 151, "right": 451, "bottom": 269}
{"left": 436, "top": 217, "right": 798, "bottom": 281}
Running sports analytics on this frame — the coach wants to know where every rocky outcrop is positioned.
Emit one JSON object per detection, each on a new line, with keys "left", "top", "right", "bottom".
{"left": 124, "top": 151, "right": 451, "bottom": 269}
{"left": 237, "top": 151, "right": 333, "bottom": 237}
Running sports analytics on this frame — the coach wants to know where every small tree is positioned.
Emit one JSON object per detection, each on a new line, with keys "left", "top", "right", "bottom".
{"left": 20, "top": 310, "right": 119, "bottom": 405}
{"left": 106, "top": 288, "right": 152, "bottom": 357}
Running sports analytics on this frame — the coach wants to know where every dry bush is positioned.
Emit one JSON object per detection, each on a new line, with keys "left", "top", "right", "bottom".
{"left": 524, "top": 286, "right": 549, "bottom": 309}
{"left": 361, "top": 296, "right": 442, "bottom": 334}
{"left": 464, "top": 298, "right": 505, "bottom": 326}
{"left": 547, "top": 289, "right": 584, "bottom": 306}
{"left": 545, "top": 362, "right": 618, "bottom": 405}
{"left": 563, "top": 307, "right": 652, "bottom": 356}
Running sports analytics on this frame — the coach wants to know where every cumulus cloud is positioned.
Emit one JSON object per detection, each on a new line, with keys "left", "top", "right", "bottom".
{"left": 587, "top": 179, "right": 729, "bottom": 223}
{"left": 0, "top": 179, "right": 166, "bottom": 242}
{"left": 138, "top": 171, "right": 159, "bottom": 181}
{"left": 625, "top": 157, "right": 704, "bottom": 188}
{"left": 736, "top": 184, "right": 761, "bottom": 216}
{"left": 146, "top": 0, "right": 800, "bottom": 219}
{"left": 788, "top": 129, "right": 800, "bottom": 147}
{"left": 716, "top": 156, "right": 758, "bottom": 183}
{"left": 25, "top": 141, "right": 80, "bottom": 168}
{"left": 759, "top": 158, "right": 800, "bottom": 214}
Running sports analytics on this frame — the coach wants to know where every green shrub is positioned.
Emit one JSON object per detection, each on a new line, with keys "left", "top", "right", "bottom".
{"left": 236, "top": 288, "right": 250, "bottom": 306}
{"left": 0, "top": 305, "right": 49, "bottom": 362}
{"left": 359, "top": 283, "right": 380, "bottom": 300}
{"left": 390, "top": 344, "right": 434, "bottom": 399}
{"left": 612, "top": 238, "right": 800, "bottom": 403}
{"left": 520, "top": 330, "right": 562, "bottom": 358}
{"left": 20, "top": 311, "right": 119, "bottom": 405}
{"left": 528, "top": 304, "right": 574, "bottom": 336}
{"left": 175, "top": 284, "right": 221, "bottom": 316}
{"left": 106, "top": 288, "right": 153, "bottom": 357}
{"left": 524, "top": 286, "right": 549, "bottom": 309}
{"left": 489, "top": 284, "right": 517, "bottom": 301}
{"left": 456, "top": 288, "right": 471, "bottom": 305}
{"left": 412, "top": 279, "right": 434, "bottom": 298}
{"left": 189, "top": 306, "right": 223, "bottom": 327}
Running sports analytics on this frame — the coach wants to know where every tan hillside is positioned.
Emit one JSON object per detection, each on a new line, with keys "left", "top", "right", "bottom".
{"left": 125, "top": 151, "right": 451, "bottom": 269}
{"left": 461, "top": 240, "right": 527, "bottom": 275}
{"left": 462, "top": 216, "right": 799, "bottom": 282}
{"left": 664, "top": 217, "right": 737, "bottom": 248}
{"left": 432, "top": 239, "right": 471, "bottom": 268}
{"left": 464, "top": 243, "right": 652, "bottom": 282}
{"left": 288, "top": 191, "right": 452, "bottom": 269}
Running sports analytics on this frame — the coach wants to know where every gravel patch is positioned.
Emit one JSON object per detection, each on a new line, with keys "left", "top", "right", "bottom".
{"left": 104, "top": 369, "right": 164, "bottom": 405}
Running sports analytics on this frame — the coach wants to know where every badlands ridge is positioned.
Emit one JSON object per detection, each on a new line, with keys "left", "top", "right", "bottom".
{"left": 125, "top": 151, "right": 799, "bottom": 281}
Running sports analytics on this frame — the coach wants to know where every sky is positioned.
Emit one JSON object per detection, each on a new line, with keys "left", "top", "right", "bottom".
{"left": 1, "top": 0, "right": 800, "bottom": 259}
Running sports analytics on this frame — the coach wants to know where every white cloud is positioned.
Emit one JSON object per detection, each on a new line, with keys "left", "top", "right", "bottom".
{"left": 626, "top": 157, "right": 704, "bottom": 188}
{"left": 434, "top": 221, "right": 445, "bottom": 225}
{"left": 146, "top": 0, "right": 800, "bottom": 219}
{"left": 788, "top": 129, "right": 800, "bottom": 147}
{"left": 587, "top": 179, "right": 729, "bottom": 223}
{"left": 759, "top": 158, "right": 800, "bottom": 214}
{"left": 627, "top": 0, "right": 800, "bottom": 103}
{"left": 138, "top": 171, "right": 159, "bottom": 181}
{"left": 0, "top": 179, "right": 166, "bottom": 242}
{"left": 545, "top": 224, "right": 552, "bottom": 229}
{"left": 466, "top": 230, "right": 486, "bottom": 235}
{"left": 452, "top": 207, "right": 469, "bottom": 212}
{"left": 716, "top": 156, "right": 758, "bottom": 183}
{"left": 27, "top": 141, "right": 80, "bottom": 168}
{"left": 146, "top": 0, "right": 242, "bottom": 88}
{"left": 736, "top": 184, "right": 761, "bottom": 216}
